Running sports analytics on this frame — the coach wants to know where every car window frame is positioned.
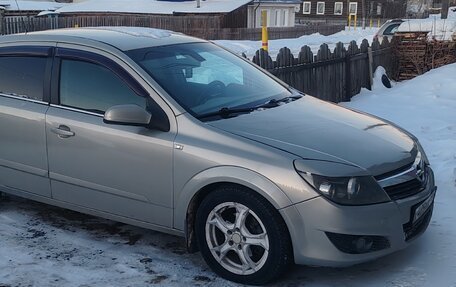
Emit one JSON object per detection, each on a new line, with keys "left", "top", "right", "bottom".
{"left": 0, "top": 45, "right": 53, "bottom": 104}
{"left": 51, "top": 47, "right": 150, "bottom": 115}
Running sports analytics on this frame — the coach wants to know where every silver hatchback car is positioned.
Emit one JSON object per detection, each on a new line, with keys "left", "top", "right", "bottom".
{"left": 0, "top": 27, "right": 436, "bottom": 285}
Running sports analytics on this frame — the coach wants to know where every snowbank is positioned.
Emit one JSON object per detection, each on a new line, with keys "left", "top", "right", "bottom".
{"left": 448, "top": 6, "right": 456, "bottom": 19}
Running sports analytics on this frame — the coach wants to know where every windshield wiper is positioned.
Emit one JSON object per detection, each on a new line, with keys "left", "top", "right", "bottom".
{"left": 196, "top": 107, "right": 255, "bottom": 120}
{"left": 258, "top": 95, "right": 303, "bottom": 108}
{"left": 197, "top": 95, "right": 303, "bottom": 121}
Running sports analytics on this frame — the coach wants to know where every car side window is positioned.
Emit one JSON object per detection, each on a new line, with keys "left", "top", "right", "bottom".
{"left": 0, "top": 56, "right": 47, "bottom": 101}
{"left": 59, "top": 59, "right": 146, "bottom": 114}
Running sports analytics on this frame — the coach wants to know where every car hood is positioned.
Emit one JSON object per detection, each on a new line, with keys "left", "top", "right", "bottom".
{"left": 208, "top": 96, "right": 417, "bottom": 176}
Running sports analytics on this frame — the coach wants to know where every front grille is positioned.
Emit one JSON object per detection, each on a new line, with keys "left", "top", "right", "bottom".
{"left": 375, "top": 162, "right": 414, "bottom": 181}
{"left": 403, "top": 205, "right": 433, "bottom": 241}
{"left": 383, "top": 178, "right": 424, "bottom": 200}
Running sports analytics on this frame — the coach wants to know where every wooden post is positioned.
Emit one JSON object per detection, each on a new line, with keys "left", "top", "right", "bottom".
{"left": 368, "top": 46, "right": 373, "bottom": 89}
{"left": 345, "top": 54, "right": 351, "bottom": 101}
{"left": 0, "top": 8, "right": 4, "bottom": 35}
{"left": 361, "top": 0, "right": 366, "bottom": 29}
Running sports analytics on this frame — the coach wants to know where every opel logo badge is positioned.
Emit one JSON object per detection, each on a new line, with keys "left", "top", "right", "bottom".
{"left": 415, "top": 160, "right": 426, "bottom": 183}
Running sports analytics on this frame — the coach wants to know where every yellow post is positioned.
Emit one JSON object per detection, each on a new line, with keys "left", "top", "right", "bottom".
{"left": 348, "top": 14, "right": 357, "bottom": 30}
{"left": 370, "top": 18, "right": 373, "bottom": 28}
{"left": 377, "top": 18, "right": 380, "bottom": 27}
{"left": 261, "top": 10, "right": 268, "bottom": 51}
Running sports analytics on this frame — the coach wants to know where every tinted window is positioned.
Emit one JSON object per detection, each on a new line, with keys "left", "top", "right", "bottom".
{"left": 0, "top": 56, "right": 47, "bottom": 101}
{"left": 60, "top": 59, "right": 146, "bottom": 113}
{"left": 383, "top": 23, "right": 401, "bottom": 35}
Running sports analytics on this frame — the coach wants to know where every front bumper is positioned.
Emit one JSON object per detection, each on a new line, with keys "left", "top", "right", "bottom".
{"left": 280, "top": 168, "right": 436, "bottom": 267}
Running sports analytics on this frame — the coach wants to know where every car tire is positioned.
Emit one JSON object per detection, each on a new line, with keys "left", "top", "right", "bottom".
{"left": 195, "top": 185, "right": 293, "bottom": 285}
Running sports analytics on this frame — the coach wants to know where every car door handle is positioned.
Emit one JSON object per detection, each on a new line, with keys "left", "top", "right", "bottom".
{"left": 51, "top": 125, "right": 75, "bottom": 138}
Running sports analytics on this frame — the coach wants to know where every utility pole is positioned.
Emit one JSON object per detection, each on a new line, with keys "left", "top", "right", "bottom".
{"left": 441, "top": 0, "right": 450, "bottom": 19}
{"left": 362, "top": 0, "right": 366, "bottom": 29}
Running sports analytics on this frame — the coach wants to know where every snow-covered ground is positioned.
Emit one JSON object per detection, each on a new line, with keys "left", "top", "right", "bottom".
{"left": 214, "top": 27, "right": 379, "bottom": 59}
{"left": 0, "top": 64, "right": 455, "bottom": 286}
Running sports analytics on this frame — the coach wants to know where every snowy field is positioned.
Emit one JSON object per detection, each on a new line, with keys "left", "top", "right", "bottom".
{"left": 214, "top": 27, "right": 379, "bottom": 59}
{"left": 1, "top": 64, "right": 455, "bottom": 286}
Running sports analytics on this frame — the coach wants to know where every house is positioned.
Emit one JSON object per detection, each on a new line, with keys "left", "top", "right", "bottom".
{"left": 296, "top": 0, "right": 407, "bottom": 24}
{"left": 54, "top": 0, "right": 301, "bottom": 29}
{"left": 54, "top": 0, "right": 253, "bottom": 28}
{"left": 247, "top": 0, "right": 302, "bottom": 28}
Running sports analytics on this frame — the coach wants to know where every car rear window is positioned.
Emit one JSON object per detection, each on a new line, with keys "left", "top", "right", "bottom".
{"left": 383, "top": 23, "right": 401, "bottom": 35}
{"left": 0, "top": 56, "right": 47, "bottom": 101}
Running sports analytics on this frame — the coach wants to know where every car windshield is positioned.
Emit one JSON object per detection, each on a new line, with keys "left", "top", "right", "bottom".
{"left": 126, "top": 42, "right": 292, "bottom": 120}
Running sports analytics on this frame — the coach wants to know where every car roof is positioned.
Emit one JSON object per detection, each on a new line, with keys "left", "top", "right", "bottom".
{"left": 0, "top": 27, "right": 206, "bottom": 51}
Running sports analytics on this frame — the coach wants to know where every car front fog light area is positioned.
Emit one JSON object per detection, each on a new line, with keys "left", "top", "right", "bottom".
{"left": 325, "top": 232, "right": 391, "bottom": 254}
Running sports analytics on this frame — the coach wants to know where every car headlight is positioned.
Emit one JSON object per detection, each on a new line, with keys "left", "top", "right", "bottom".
{"left": 416, "top": 141, "right": 430, "bottom": 165}
{"left": 298, "top": 172, "right": 390, "bottom": 205}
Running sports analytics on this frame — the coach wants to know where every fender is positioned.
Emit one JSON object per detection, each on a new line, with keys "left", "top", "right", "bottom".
{"left": 173, "top": 165, "right": 294, "bottom": 231}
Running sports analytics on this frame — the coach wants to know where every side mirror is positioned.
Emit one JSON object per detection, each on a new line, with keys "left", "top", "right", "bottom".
{"left": 103, "top": 104, "right": 152, "bottom": 126}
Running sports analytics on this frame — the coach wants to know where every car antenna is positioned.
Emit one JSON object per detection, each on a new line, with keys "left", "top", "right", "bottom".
{"left": 14, "top": 0, "right": 29, "bottom": 34}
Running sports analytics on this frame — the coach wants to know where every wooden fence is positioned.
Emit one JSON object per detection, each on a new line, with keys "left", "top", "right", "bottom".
{"left": 0, "top": 14, "right": 396, "bottom": 103}
{"left": 0, "top": 15, "right": 344, "bottom": 40}
{"left": 249, "top": 37, "right": 396, "bottom": 102}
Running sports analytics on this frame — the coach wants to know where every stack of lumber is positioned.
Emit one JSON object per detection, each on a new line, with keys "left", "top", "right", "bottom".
{"left": 394, "top": 32, "right": 429, "bottom": 80}
{"left": 427, "top": 40, "right": 456, "bottom": 69}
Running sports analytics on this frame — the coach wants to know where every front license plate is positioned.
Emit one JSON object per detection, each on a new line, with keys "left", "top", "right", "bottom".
{"left": 413, "top": 191, "right": 435, "bottom": 224}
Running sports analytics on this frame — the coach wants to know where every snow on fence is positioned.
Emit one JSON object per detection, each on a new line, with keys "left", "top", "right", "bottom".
{"left": 248, "top": 37, "right": 396, "bottom": 103}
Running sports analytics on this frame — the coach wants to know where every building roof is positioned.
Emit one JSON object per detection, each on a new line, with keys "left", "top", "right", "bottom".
{"left": 1, "top": 27, "right": 205, "bottom": 51}
{"left": 0, "top": 0, "right": 65, "bottom": 11}
{"left": 55, "top": 0, "right": 253, "bottom": 15}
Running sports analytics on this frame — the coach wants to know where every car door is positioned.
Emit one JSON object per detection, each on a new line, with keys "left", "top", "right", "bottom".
{"left": 0, "top": 45, "right": 53, "bottom": 198}
{"left": 46, "top": 46, "right": 176, "bottom": 227}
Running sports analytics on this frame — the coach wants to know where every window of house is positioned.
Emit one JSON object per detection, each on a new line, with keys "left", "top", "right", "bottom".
{"left": 0, "top": 56, "right": 47, "bottom": 101}
{"left": 282, "top": 9, "right": 288, "bottom": 26}
{"left": 275, "top": 9, "right": 280, "bottom": 27}
{"left": 377, "top": 3, "right": 382, "bottom": 15}
{"left": 59, "top": 59, "right": 146, "bottom": 114}
{"left": 370, "top": 2, "right": 375, "bottom": 15}
{"left": 303, "top": 2, "right": 311, "bottom": 14}
{"left": 334, "top": 2, "right": 343, "bottom": 15}
{"left": 349, "top": 2, "right": 358, "bottom": 15}
{"left": 317, "top": 2, "right": 325, "bottom": 15}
